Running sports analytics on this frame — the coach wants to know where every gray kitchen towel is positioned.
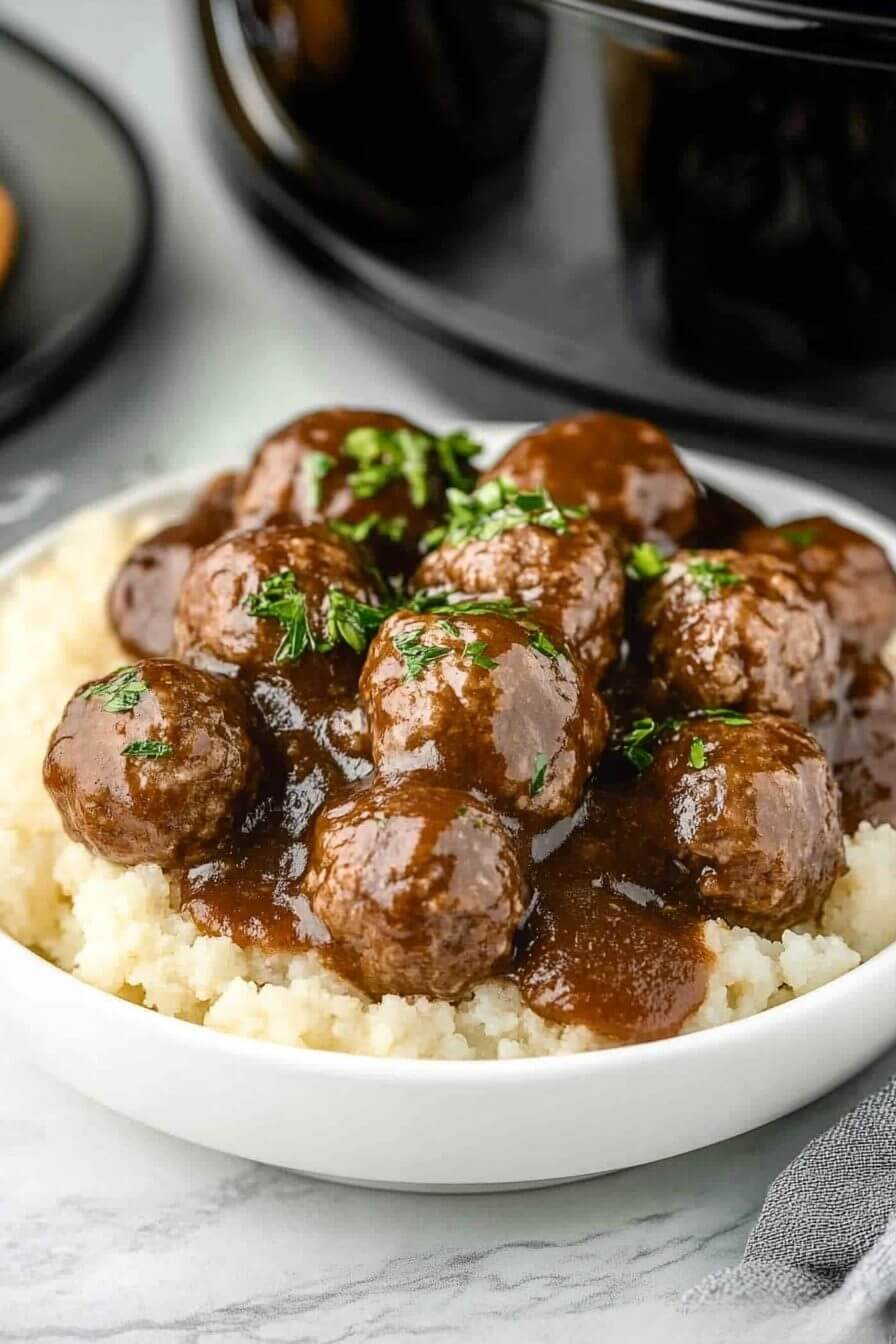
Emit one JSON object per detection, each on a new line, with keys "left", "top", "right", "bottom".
{"left": 685, "top": 1077, "right": 896, "bottom": 1342}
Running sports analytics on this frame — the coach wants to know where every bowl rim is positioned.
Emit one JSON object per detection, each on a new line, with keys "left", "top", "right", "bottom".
{"left": 4, "top": 431, "right": 896, "bottom": 1080}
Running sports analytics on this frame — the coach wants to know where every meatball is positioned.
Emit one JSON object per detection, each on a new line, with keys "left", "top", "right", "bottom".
{"left": 646, "top": 715, "right": 845, "bottom": 931}
{"left": 739, "top": 515, "right": 896, "bottom": 660}
{"left": 232, "top": 407, "right": 454, "bottom": 573}
{"left": 641, "top": 549, "right": 841, "bottom": 723}
{"left": 108, "top": 471, "right": 238, "bottom": 658}
{"left": 43, "top": 659, "right": 259, "bottom": 868}
{"left": 360, "top": 609, "right": 608, "bottom": 820}
{"left": 412, "top": 517, "right": 625, "bottom": 680}
{"left": 304, "top": 780, "right": 525, "bottom": 998}
{"left": 480, "top": 412, "right": 699, "bottom": 547}
{"left": 813, "top": 660, "right": 896, "bottom": 833}
{"left": 174, "top": 523, "right": 381, "bottom": 673}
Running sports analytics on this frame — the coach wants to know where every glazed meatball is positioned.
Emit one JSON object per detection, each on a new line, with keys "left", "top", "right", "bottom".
{"left": 814, "top": 660, "right": 896, "bottom": 833}
{"left": 480, "top": 412, "right": 699, "bottom": 547}
{"left": 43, "top": 659, "right": 259, "bottom": 868}
{"left": 360, "top": 609, "right": 608, "bottom": 820}
{"left": 108, "top": 471, "right": 238, "bottom": 658}
{"left": 739, "top": 515, "right": 896, "bottom": 660}
{"left": 232, "top": 407, "right": 454, "bottom": 573}
{"left": 412, "top": 517, "right": 625, "bottom": 680}
{"left": 304, "top": 780, "right": 525, "bottom": 997}
{"left": 641, "top": 549, "right": 841, "bottom": 723}
{"left": 174, "top": 523, "right": 381, "bottom": 673}
{"left": 646, "top": 715, "right": 845, "bottom": 931}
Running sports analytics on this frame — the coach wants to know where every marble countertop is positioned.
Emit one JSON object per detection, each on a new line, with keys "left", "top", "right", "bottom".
{"left": 2, "top": 4, "right": 896, "bottom": 1341}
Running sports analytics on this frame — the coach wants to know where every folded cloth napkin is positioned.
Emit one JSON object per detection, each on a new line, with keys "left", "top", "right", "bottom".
{"left": 684, "top": 1077, "right": 896, "bottom": 1342}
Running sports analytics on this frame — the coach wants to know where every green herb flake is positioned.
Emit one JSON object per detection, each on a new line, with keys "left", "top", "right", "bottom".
{"left": 79, "top": 666, "right": 148, "bottom": 713}
{"left": 322, "top": 589, "right": 385, "bottom": 654}
{"left": 393, "top": 628, "right": 451, "bottom": 682}
{"left": 244, "top": 569, "right": 314, "bottom": 663}
{"left": 780, "top": 526, "right": 819, "bottom": 550}
{"left": 422, "top": 476, "right": 587, "bottom": 552}
{"left": 329, "top": 513, "right": 407, "bottom": 545}
{"left": 621, "top": 715, "right": 682, "bottom": 772}
{"left": 689, "top": 737, "right": 707, "bottom": 769}
{"left": 695, "top": 708, "right": 752, "bottom": 726}
{"left": 687, "top": 556, "right": 745, "bottom": 598}
{"left": 405, "top": 592, "right": 528, "bottom": 621}
{"left": 121, "top": 739, "right": 172, "bottom": 759}
{"left": 438, "top": 618, "right": 461, "bottom": 637}
{"left": 530, "top": 751, "right": 549, "bottom": 797}
{"left": 342, "top": 426, "right": 480, "bottom": 508}
{"left": 462, "top": 639, "right": 497, "bottom": 670}
{"left": 526, "top": 625, "right": 563, "bottom": 661}
{"left": 304, "top": 451, "right": 336, "bottom": 510}
{"left": 626, "top": 541, "right": 668, "bottom": 581}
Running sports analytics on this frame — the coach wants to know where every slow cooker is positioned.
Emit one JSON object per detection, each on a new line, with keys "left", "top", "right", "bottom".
{"left": 190, "top": 1, "right": 896, "bottom": 451}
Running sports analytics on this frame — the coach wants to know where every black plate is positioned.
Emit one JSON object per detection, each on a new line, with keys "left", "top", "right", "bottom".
{"left": 0, "top": 24, "right": 154, "bottom": 437}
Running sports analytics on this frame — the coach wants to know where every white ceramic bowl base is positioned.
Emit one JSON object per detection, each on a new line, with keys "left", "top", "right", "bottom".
{"left": 2, "top": 424, "right": 895, "bottom": 1191}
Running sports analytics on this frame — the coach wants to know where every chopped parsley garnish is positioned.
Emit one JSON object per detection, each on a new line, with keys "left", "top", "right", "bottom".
{"left": 324, "top": 590, "right": 387, "bottom": 655}
{"left": 421, "top": 477, "right": 587, "bottom": 552}
{"left": 621, "top": 708, "right": 752, "bottom": 771}
{"left": 342, "top": 426, "right": 479, "bottom": 508}
{"left": 687, "top": 556, "right": 744, "bottom": 598}
{"left": 530, "top": 752, "right": 549, "bottom": 797}
{"left": 626, "top": 541, "right": 668, "bottom": 581}
{"left": 244, "top": 569, "right": 313, "bottom": 663}
{"left": 393, "top": 628, "right": 451, "bottom": 682}
{"left": 304, "top": 451, "right": 336, "bottom": 509}
{"left": 121, "top": 740, "right": 172, "bottom": 759}
{"left": 689, "top": 737, "right": 706, "bottom": 770}
{"left": 462, "top": 639, "right": 497, "bottom": 670}
{"left": 780, "top": 525, "right": 819, "bottom": 550}
{"left": 329, "top": 513, "right": 408, "bottom": 545}
{"left": 527, "top": 626, "right": 563, "bottom": 661}
{"left": 438, "top": 618, "right": 461, "bottom": 638}
{"left": 405, "top": 592, "right": 528, "bottom": 621}
{"left": 79, "top": 666, "right": 147, "bottom": 713}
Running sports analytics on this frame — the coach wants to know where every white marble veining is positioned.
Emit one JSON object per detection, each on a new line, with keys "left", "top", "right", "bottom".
{"left": 2, "top": 5, "right": 896, "bottom": 1342}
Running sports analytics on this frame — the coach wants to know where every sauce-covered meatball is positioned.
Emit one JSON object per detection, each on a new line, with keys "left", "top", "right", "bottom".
{"left": 412, "top": 517, "right": 625, "bottom": 680}
{"left": 43, "top": 659, "right": 259, "bottom": 868}
{"left": 304, "top": 780, "right": 525, "bottom": 998}
{"left": 646, "top": 715, "right": 845, "bottom": 931}
{"left": 813, "top": 660, "right": 896, "bottom": 833}
{"left": 108, "top": 472, "right": 238, "bottom": 659}
{"left": 480, "top": 412, "right": 699, "bottom": 547}
{"left": 232, "top": 407, "right": 471, "bottom": 574}
{"left": 739, "top": 516, "right": 896, "bottom": 660}
{"left": 174, "top": 523, "right": 381, "bottom": 673}
{"left": 641, "top": 549, "right": 841, "bottom": 723}
{"left": 360, "top": 609, "right": 608, "bottom": 820}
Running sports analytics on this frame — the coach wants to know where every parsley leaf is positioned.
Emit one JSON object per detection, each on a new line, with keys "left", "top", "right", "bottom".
{"left": 324, "top": 589, "right": 387, "bottom": 654}
{"left": 405, "top": 592, "right": 528, "bottom": 621}
{"left": 79, "top": 666, "right": 147, "bottom": 713}
{"left": 121, "top": 739, "right": 172, "bottom": 759}
{"left": 526, "top": 625, "right": 563, "bottom": 661}
{"left": 393, "top": 627, "right": 451, "bottom": 681}
{"left": 244, "top": 569, "right": 314, "bottom": 663}
{"left": 687, "top": 556, "right": 744, "bottom": 597}
{"left": 689, "top": 737, "right": 706, "bottom": 769}
{"left": 422, "top": 477, "right": 587, "bottom": 552}
{"left": 342, "top": 426, "right": 480, "bottom": 508}
{"left": 530, "top": 752, "right": 549, "bottom": 797}
{"left": 780, "top": 526, "right": 819, "bottom": 550}
{"left": 621, "top": 708, "right": 751, "bottom": 771}
{"left": 329, "top": 513, "right": 408, "bottom": 545}
{"left": 462, "top": 639, "right": 497, "bottom": 670}
{"left": 304, "top": 451, "right": 336, "bottom": 509}
{"left": 438, "top": 618, "right": 461, "bottom": 637}
{"left": 626, "top": 541, "right": 668, "bottom": 581}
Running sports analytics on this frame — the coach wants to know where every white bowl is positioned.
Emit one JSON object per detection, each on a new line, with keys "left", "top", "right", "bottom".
{"left": 2, "top": 425, "right": 895, "bottom": 1191}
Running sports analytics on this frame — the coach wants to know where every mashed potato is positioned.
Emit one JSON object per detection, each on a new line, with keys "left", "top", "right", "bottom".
{"left": 0, "top": 510, "right": 892, "bottom": 1060}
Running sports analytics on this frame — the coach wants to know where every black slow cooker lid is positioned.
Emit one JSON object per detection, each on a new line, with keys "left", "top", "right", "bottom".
{"left": 550, "top": 0, "right": 896, "bottom": 67}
